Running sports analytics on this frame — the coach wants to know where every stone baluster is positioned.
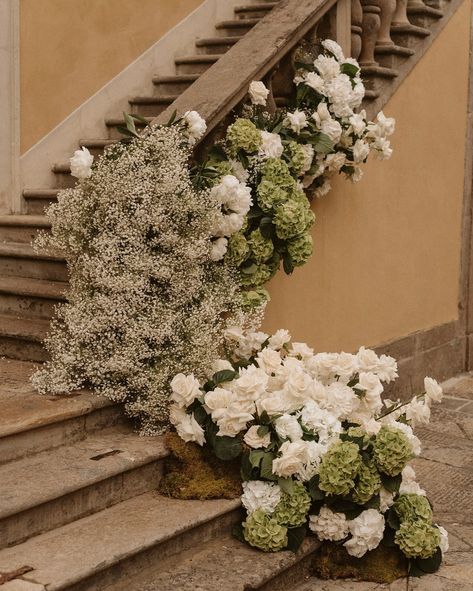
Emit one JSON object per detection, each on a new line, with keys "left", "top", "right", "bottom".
{"left": 377, "top": 0, "right": 396, "bottom": 46}
{"left": 359, "top": 0, "right": 381, "bottom": 66}
{"left": 392, "top": 0, "right": 410, "bottom": 25}
{"left": 351, "top": 0, "right": 363, "bottom": 59}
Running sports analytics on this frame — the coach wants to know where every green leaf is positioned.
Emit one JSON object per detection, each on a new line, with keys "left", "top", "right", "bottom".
{"left": 232, "top": 521, "right": 246, "bottom": 544}
{"left": 257, "top": 425, "right": 270, "bottom": 437}
{"left": 212, "top": 369, "right": 238, "bottom": 385}
{"left": 261, "top": 452, "right": 277, "bottom": 480}
{"left": 386, "top": 508, "right": 400, "bottom": 530}
{"left": 413, "top": 548, "right": 442, "bottom": 574}
{"left": 241, "top": 452, "right": 253, "bottom": 481}
{"left": 192, "top": 404, "right": 208, "bottom": 425}
{"left": 381, "top": 525, "right": 397, "bottom": 548}
{"left": 166, "top": 109, "right": 178, "bottom": 126}
{"left": 278, "top": 477, "right": 295, "bottom": 495}
{"left": 131, "top": 113, "right": 151, "bottom": 126}
{"left": 116, "top": 125, "right": 135, "bottom": 138}
{"left": 363, "top": 494, "right": 380, "bottom": 510}
{"left": 213, "top": 435, "right": 243, "bottom": 461}
{"left": 287, "top": 525, "right": 307, "bottom": 553}
{"left": 381, "top": 473, "right": 402, "bottom": 493}
{"left": 249, "top": 450, "right": 266, "bottom": 469}
{"left": 308, "top": 475, "right": 325, "bottom": 501}
{"left": 294, "top": 61, "right": 313, "bottom": 71}
{"left": 340, "top": 62, "right": 360, "bottom": 77}
{"left": 123, "top": 112, "right": 139, "bottom": 137}
{"left": 241, "top": 263, "right": 258, "bottom": 275}
{"left": 259, "top": 411, "right": 270, "bottom": 425}
{"left": 283, "top": 255, "right": 294, "bottom": 275}
{"left": 313, "top": 133, "right": 334, "bottom": 154}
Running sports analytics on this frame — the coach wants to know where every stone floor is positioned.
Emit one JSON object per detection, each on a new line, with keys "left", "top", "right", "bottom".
{"left": 298, "top": 373, "right": 473, "bottom": 591}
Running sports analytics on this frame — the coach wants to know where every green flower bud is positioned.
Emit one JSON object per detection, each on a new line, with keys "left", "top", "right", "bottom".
{"left": 240, "top": 288, "right": 270, "bottom": 309}
{"left": 226, "top": 119, "right": 262, "bottom": 154}
{"left": 394, "top": 494, "right": 433, "bottom": 524}
{"left": 257, "top": 180, "right": 288, "bottom": 213}
{"left": 274, "top": 200, "right": 314, "bottom": 240}
{"left": 243, "top": 509, "right": 288, "bottom": 552}
{"left": 226, "top": 232, "right": 249, "bottom": 266}
{"left": 319, "top": 440, "right": 362, "bottom": 496}
{"left": 248, "top": 228, "right": 274, "bottom": 263}
{"left": 261, "top": 158, "right": 295, "bottom": 189}
{"left": 373, "top": 425, "right": 413, "bottom": 476}
{"left": 287, "top": 233, "right": 313, "bottom": 267}
{"left": 352, "top": 460, "right": 381, "bottom": 504}
{"left": 285, "top": 141, "right": 308, "bottom": 175}
{"left": 273, "top": 481, "right": 311, "bottom": 527}
{"left": 395, "top": 521, "right": 440, "bottom": 559}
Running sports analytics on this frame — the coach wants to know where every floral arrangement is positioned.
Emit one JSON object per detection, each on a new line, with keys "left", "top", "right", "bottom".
{"left": 169, "top": 328, "right": 448, "bottom": 576}
{"left": 194, "top": 39, "right": 395, "bottom": 306}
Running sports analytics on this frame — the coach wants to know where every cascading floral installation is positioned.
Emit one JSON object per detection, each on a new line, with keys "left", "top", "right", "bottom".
{"left": 169, "top": 327, "right": 448, "bottom": 576}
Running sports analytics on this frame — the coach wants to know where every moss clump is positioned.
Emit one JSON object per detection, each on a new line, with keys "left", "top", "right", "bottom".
{"left": 312, "top": 541, "right": 407, "bottom": 584}
{"left": 159, "top": 432, "right": 242, "bottom": 500}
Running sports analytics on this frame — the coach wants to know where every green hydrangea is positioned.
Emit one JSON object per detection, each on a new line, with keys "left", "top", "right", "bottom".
{"left": 257, "top": 180, "right": 288, "bottom": 212}
{"left": 226, "top": 119, "right": 262, "bottom": 154}
{"left": 248, "top": 229, "right": 274, "bottom": 263}
{"left": 394, "top": 494, "right": 433, "bottom": 524}
{"left": 240, "top": 263, "right": 274, "bottom": 288}
{"left": 240, "top": 288, "right": 270, "bottom": 309}
{"left": 346, "top": 427, "right": 372, "bottom": 447}
{"left": 274, "top": 200, "right": 315, "bottom": 240}
{"left": 207, "top": 159, "right": 233, "bottom": 180}
{"left": 395, "top": 521, "right": 440, "bottom": 559}
{"left": 287, "top": 187, "right": 309, "bottom": 206}
{"left": 287, "top": 233, "right": 313, "bottom": 267}
{"left": 261, "top": 158, "right": 295, "bottom": 189}
{"left": 352, "top": 460, "right": 381, "bottom": 504}
{"left": 373, "top": 426, "right": 413, "bottom": 476}
{"left": 319, "top": 441, "right": 362, "bottom": 496}
{"left": 285, "top": 141, "right": 307, "bottom": 175}
{"left": 273, "top": 481, "right": 311, "bottom": 526}
{"left": 243, "top": 509, "right": 288, "bottom": 552}
{"left": 226, "top": 232, "right": 249, "bottom": 266}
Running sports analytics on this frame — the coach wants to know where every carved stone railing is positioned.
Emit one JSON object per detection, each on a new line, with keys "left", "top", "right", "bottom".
{"left": 151, "top": 0, "right": 421, "bottom": 135}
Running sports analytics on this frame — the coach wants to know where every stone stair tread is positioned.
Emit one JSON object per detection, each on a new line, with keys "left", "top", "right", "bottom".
{"left": 0, "top": 313, "right": 49, "bottom": 341}
{"left": 0, "top": 427, "right": 167, "bottom": 520}
{"left": 216, "top": 18, "right": 260, "bottom": 27}
{"left": 79, "top": 138, "right": 117, "bottom": 148}
{"left": 174, "top": 54, "right": 221, "bottom": 63}
{"left": 105, "top": 116, "right": 153, "bottom": 127}
{"left": 361, "top": 65, "right": 398, "bottom": 78}
{"left": 124, "top": 535, "right": 320, "bottom": 591}
{"left": 0, "top": 242, "right": 64, "bottom": 262}
{"left": 152, "top": 74, "right": 200, "bottom": 83}
{"left": 195, "top": 36, "right": 241, "bottom": 46}
{"left": 129, "top": 95, "right": 179, "bottom": 105}
{"left": 0, "top": 276, "right": 67, "bottom": 300}
{"left": 0, "top": 215, "right": 50, "bottom": 228}
{"left": 234, "top": 2, "right": 278, "bottom": 12}
{"left": 0, "top": 492, "right": 240, "bottom": 590}
{"left": 22, "top": 189, "right": 60, "bottom": 198}
{"left": 0, "top": 358, "right": 113, "bottom": 439}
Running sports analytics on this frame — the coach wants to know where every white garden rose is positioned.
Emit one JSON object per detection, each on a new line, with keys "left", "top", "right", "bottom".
{"left": 348, "top": 111, "right": 367, "bottom": 135}
{"left": 204, "top": 387, "right": 234, "bottom": 421}
{"left": 424, "top": 377, "right": 443, "bottom": 404}
{"left": 268, "top": 329, "right": 291, "bottom": 350}
{"left": 313, "top": 54, "right": 340, "bottom": 81}
{"left": 331, "top": 352, "right": 359, "bottom": 380}
{"left": 344, "top": 509, "right": 385, "bottom": 558}
{"left": 183, "top": 110, "right": 207, "bottom": 141}
{"left": 283, "top": 369, "right": 316, "bottom": 410}
{"left": 170, "top": 373, "right": 201, "bottom": 407}
{"left": 274, "top": 414, "right": 303, "bottom": 442}
{"left": 234, "top": 365, "right": 269, "bottom": 399}
{"left": 210, "top": 237, "right": 228, "bottom": 261}
{"left": 259, "top": 131, "right": 284, "bottom": 159}
{"left": 256, "top": 347, "right": 283, "bottom": 375}
{"left": 356, "top": 372, "right": 384, "bottom": 410}
{"left": 376, "top": 354, "right": 398, "bottom": 383}
{"left": 405, "top": 397, "right": 430, "bottom": 426}
{"left": 305, "top": 352, "right": 339, "bottom": 382}
{"left": 284, "top": 110, "right": 308, "bottom": 134}
{"left": 248, "top": 80, "right": 269, "bottom": 106}
{"left": 272, "top": 440, "right": 307, "bottom": 477}
{"left": 256, "top": 392, "right": 287, "bottom": 416}
{"left": 216, "top": 403, "right": 254, "bottom": 437}
{"left": 309, "top": 506, "right": 349, "bottom": 541}
{"left": 70, "top": 147, "right": 94, "bottom": 179}
{"left": 304, "top": 71, "right": 325, "bottom": 93}
{"left": 244, "top": 425, "right": 271, "bottom": 449}
{"left": 174, "top": 412, "right": 206, "bottom": 446}
{"left": 321, "top": 39, "right": 345, "bottom": 62}
{"left": 241, "top": 480, "right": 281, "bottom": 514}
{"left": 357, "top": 346, "right": 381, "bottom": 373}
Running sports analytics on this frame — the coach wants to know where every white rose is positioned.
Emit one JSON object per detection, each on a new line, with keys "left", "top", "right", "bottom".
{"left": 284, "top": 110, "right": 308, "bottom": 134}
{"left": 183, "top": 110, "right": 207, "bottom": 141}
{"left": 243, "top": 425, "right": 271, "bottom": 449}
{"left": 209, "top": 358, "right": 234, "bottom": 376}
{"left": 325, "top": 382, "right": 360, "bottom": 420}
{"left": 289, "top": 342, "right": 314, "bottom": 360}
{"left": 283, "top": 370, "right": 316, "bottom": 410}
{"left": 268, "top": 329, "right": 291, "bottom": 350}
{"left": 260, "top": 131, "right": 284, "bottom": 159}
{"left": 357, "top": 346, "right": 382, "bottom": 373}
{"left": 437, "top": 525, "right": 449, "bottom": 554}
{"left": 309, "top": 506, "right": 349, "bottom": 541}
{"left": 256, "top": 392, "right": 287, "bottom": 416}
{"left": 174, "top": 412, "right": 206, "bottom": 446}
{"left": 210, "top": 237, "right": 228, "bottom": 261}
{"left": 352, "top": 139, "right": 370, "bottom": 163}
{"left": 321, "top": 39, "right": 345, "bottom": 62}
{"left": 248, "top": 80, "right": 269, "bottom": 106}
{"left": 405, "top": 397, "right": 430, "bottom": 426}
{"left": 241, "top": 480, "right": 281, "bottom": 514}
{"left": 234, "top": 365, "right": 269, "bottom": 400}
{"left": 349, "top": 81, "right": 365, "bottom": 109}
{"left": 304, "top": 71, "right": 325, "bottom": 93}
{"left": 272, "top": 440, "right": 307, "bottom": 477}
{"left": 204, "top": 387, "right": 234, "bottom": 421}
{"left": 325, "top": 152, "right": 346, "bottom": 172}
{"left": 170, "top": 373, "right": 201, "bottom": 407}
{"left": 331, "top": 352, "right": 359, "bottom": 380}
{"left": 305, "top": 352, "right": 339, "bottom": 382}
{"left": 344, "top": 509, "right": 385, "bottom": 558}
{"left": 256, "top": 348, "right": 283, "bottom": 375}
{"left": 424, "top": 377, "right": 443, "bottom": 404}
{"left": 356, "top": 372, "right": 384, "bottom": 412}
{"left": 274, "top": 414, "right": 303, "bottom": 441}
{"left": 379, "top": 487, "right": 395, "bottom": 513}
{"left": 70, "top": 147, "right": 94, "bottom": 179}
{"left": 313, "top": 54, "right": 340, "bottom": 81}
{"left": 216, "top": 403, "right": 254, "bottom": 437}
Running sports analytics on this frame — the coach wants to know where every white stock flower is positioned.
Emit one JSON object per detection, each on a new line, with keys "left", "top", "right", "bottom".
{"left": 298, "top": 439, "right": 326, "bottom": 480}
{"left": 248, "top": 80, "right": 269, "bottom": 106}
{"left": 256, "top": 347, "right": 283, "bottom": 374}
{"left": 312, "top": 103, "right": 342, "bottom": 143}
{"left": 274, "top": 414, "right": 303, "bottom": 441}
{"left": 373, "top": 136, "right": 393, "bottom": 160}
{"left": 351, "top": 166, "right": 363, "bottom": 182}
{"left": 309, "top": 506, "right": 349, "bottom": 541}
{"left": 268, "top": 329, "right": 291, "bottom": 350}
{"left": 356, "top": 372, "right": 384, "bottom": 413}
{"left": 304, "top": 71, "right": 325, "bottom": 93}
{"left": 314, "top": 54, "right": 341, "bottom": 81}
{"left": 183, "top": 110, "right": 207, "bottom": 141}
{"left": 325, "top": 74, "right": 353, "bottom": 117}
{"left": 314, "top": 179, "right": 332, "bottom": 198}
{"left": 244, "top": 425, "right": 271, "bottom": 449}
{"left": 174, "top": 412, "right": 206, "bottom": 446}
{"left": 321, "top": 39, "right": 345, "bottom": 62}
{"left": 241, "top": 480, "right": 281, "bottom": 514}
{"left": 325, "top": 152, "right": 346, "bottom": 172}
{"left": 424, "top": 377, "right": 443, "bottom": 404}
{"left": 348, "top": 111, "right": 367, "bottom": 135}
{"left": 170, "top": 373, "right": 201, "bottom": 407}
{"left": 214, "top": 212, "right": 245, "bottom": 237}
{"left": 229, "top": 158, "right": 249, "bottom": 183}
{"left": 210, "top": 237, "right": 228, "bottom": 261}
{"left": 331, "top": 352, "right": 359, "bottom": 380}
{"left": 357, "top": 347, "right": 381, "bottom": 373}
{"left": 376, "top": 111, "right": 396, "bottom": 136}
{"left": 300, "top": 143, "right": 315, "bottom": 173}
{"left": 376, "top": 354, "right": 398, "bottom": 383}
{"left": 306, "top": 352, "right": 339, "bottom": 382}
{"left": 272, "top": 440, "right": 307, "bottom": 477}
{"left": 352, "top": 139, "right": 370, "bottom": 163}
{"left": 400, "top": 464, "right": 426, "bottom": 496}
{"left": 437, "top": 525, "right": 449, "bottom": 554}
{"left": 344, "top": 509, "right": 385, "bottom": 557}
{"left": 405, "top": 397, "right": 431, "bottom": 426}
{"left": 260, "top": 131, "right": 284, "bottom": 159}
{"left": 284, "top": 110, "right": 308, "bottom": 134}
{"left": 70, "top": 147, "right": 94, "bottom": 179}
{"left": 211, "top": 175, "right": 252, "bottom": 216}
{"left": 379, "top": 487, "right": 395, "bottom": 513}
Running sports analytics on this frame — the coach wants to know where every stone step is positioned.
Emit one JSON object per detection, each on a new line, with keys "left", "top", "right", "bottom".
{"left": 0, "top": 276, "right": 66, "bottom": 320}
{"left": 407, "top": 3, "right": 443, "bottom": 27}
{"left": 129, "top": 95, "right": 179, "bottom": 118}
{"left": 0, "top": 358, "right": 122, "bottom": 465}
{"left": 0, "top": 215, "right": 50, "bottom": 244}
{"left": 22, "top": 189, "right": 60, "bottom": 215}
{"left": 361, "top": 65, "right": 398, "bottom": 92}
{"left": 0, "top": 313, "right": 49, "bottom": 362}
{"left": 117, "top": 535, "right": 320, "bottom": 591}
{"left": 0, "top": 242, "right": 66, "bottom": 282}
{"left": 79, "top": 138, "right": 117, "bottom": 158}
{"left": 375, "top": 43, "right": 415, "bottom": 70}
{"left": 51, "top": 163, "right": 76, "bottom": 189}
{"left": 105, "top": 116, "right": 153, "bottom": 140}
{"left": 234, "top": 3, "right": 277, "bottom": 19}
{"left": 215, "top": 18, "right": 260, "bottom": 36}
{"left": 0, "top": 493, "right": 240, "bottom": 591}
{"left": 391, "top": 23, "right": 431, "bottom": 49}
{"left": 0, "top": 427, "right": 167, "bottom": 549}
{"left": 152, "top": 74, "right": 199, "bottom": 94}
{"left": 195, "top": 35, "right": 240, "bottom": 55}
{"left": 174, "top": 54, "right": 221, "bottom": 75}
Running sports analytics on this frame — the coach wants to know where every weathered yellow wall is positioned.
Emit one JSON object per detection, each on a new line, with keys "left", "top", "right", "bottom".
{"left": 20, "top": 0, "right": 204, "bottom": 152}
{"left": 264, "top": 0, "right": 471, "bottom": 351}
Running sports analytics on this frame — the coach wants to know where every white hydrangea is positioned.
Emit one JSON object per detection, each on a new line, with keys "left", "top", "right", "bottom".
{"left": 344, "top": 509, "right": 385, "bottom": 557}
{"left": 379, "top": 487, "right": 395, "bottom": 513}
{"left": 274, "top": 414, "right": 303, "bottom": 442}
{"left": 241, "top": 480, "right": 282, "bottom": 514}
{"left": 309, "top": 506, "right": 349, "bottom": 541}
{"left": 437, "top": 525, "right": 449, "bottom": 554}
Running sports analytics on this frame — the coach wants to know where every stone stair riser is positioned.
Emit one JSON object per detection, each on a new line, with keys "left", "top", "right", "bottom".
{"left": 195, "top": 40, "right": 236, "bottom": 55}
{"left": 0, "top": 226, "right": 47, "bottom": 244}
{"left": 175, "top": 60, "right": 217, "bottom": 75}
{"left": 61, "top": 509, "right": 240, "bottom": 591}
{"left": 24, "top": 197, "right": 57, "bottom": 216}
{"left": 0, "top": 405, "right": 124, "bottom": 466}
{"left": 391, "top": 27, "right": 430, "bottom": 49}
{"left": 129, "top": 101, "right": 171, "bottom": 118}
{"left": 407, "top": 9, "right": 443, "bottom": 28}
{"left": 0, "top": 292, "right": 61, "bottom": 320}
{"left": 236, "top": 9, "right": 272, "bottom": 19}
{"left": 375, "top": 50, "right": 412, "bottom": 70}
{"left": 0, "top": 256, "right": 67, "bottom": 282}
{"left": 257, "top": 549, "right": 318, "bottom": 591}
{"left": 53, "top": 171, "right": 76, "bottom": 189}
{"left": 1, "top": 461, "right": 164, "bottom": 550}
{"left": 215, "top": 21, "right": 257, "bottom": 36}
{"left": 0, "top": 335, "right": 47, "bottom": 363}
{"left": 152, "top": 78, "right": 196, "bottom": 95}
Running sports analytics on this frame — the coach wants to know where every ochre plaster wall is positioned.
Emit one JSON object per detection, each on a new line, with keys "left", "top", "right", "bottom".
{"left": 20, "top": 0, "right": 204, "bottom": 152}
{"left": 264, "top": 0, "right": 471, "bottom": 351}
